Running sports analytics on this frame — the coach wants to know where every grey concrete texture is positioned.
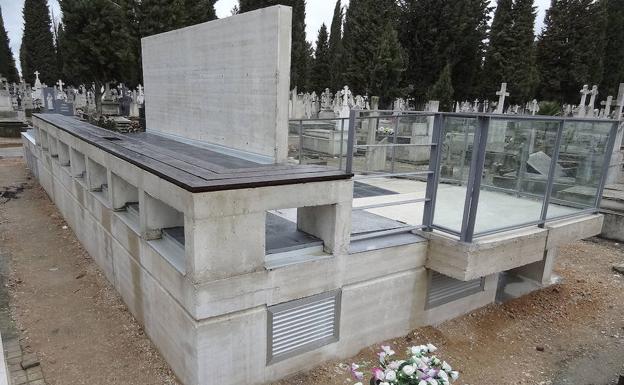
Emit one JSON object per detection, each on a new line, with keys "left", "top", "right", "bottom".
{"left": 142, "top": 6, "right": 292, "bottom": 163}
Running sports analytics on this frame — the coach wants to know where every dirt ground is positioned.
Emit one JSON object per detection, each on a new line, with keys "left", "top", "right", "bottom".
{"left": 0, "top": 157, "right": 623, "bottom": 385}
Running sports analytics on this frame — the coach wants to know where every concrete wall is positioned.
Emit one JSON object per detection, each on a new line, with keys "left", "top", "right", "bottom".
{"left": 141, "top": 6, "right": 292, "bottom": 163}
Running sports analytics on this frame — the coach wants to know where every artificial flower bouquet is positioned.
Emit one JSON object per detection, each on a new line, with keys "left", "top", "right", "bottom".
{"left": 350, "top": 344, "right": 459, "bottom": 385}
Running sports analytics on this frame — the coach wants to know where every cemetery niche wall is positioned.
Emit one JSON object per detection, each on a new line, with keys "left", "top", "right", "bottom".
{"left": 18, "top": 5, "right": 614, "bottom": 385}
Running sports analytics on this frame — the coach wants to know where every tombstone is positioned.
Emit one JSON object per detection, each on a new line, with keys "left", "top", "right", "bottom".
{"left": 600, "top": 96, "right": 614, "bottom": 119}
{"left": 393, "top": 98, "right": 406, "bottom": 111}
{"left": 336, "top": 85, "right": 353, "bottom": 130}
{"left": 615, "top": 83, "right": 624, "bottom": 120}
{"left": 56, "top": 79, "right": 66, "bottom": 100}
{"left": 74, "top": 86, "right": 87, "bottom": 109}
{"left": 318, "top": 88, "right": 335, "bottom": 119}
{"left": 129, "top": 90, "right": 140, "bottom": 117}
{"left": 495, "top": 83, "right": 510, "bottom": 114}
{"left": 455, "top": 101, "right": 460, "bottom": 113}
{"left": 354, "top": 95, "right": 366, "bottom": 110}
{"left": 529, "top": 99, "right": 540, "bottom": 116}
{"left": 527, "top": 151, "right": 564, "bottom": 177}
{"left": 41, "top": 87, "right": 56, "bottom": 112}
{"left": 303, "top": 92, "right": 312, "bottom": 119}
{"left": 0, "top": 77, "right": 12, "bottom": 111}
{"left": 119, "top": 86, "right": 132, "bottom": 116}
{"left": 55, "top": 101, "right": 74, "bottom": 116}
{"left": 588, "top": 85, "right": 599, "bottom": 113}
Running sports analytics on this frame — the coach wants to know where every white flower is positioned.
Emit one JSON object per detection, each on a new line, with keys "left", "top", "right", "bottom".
{"left": 380, "top": 383, "right": 390, "bottom": 385}
{"left": 441, "top": 361, "right": 452, "bottom": 372}
{"left": 427, "top": 379, "right": 439, "bottom": 385}
{"left": 438, "top": 370, "right": 448, "bottom": 380}
{"left": 402, "top": 364, "right": 416, "bottom": 376}
{"left": 450, "top": 371, "right": 459, "bottom": 381}
{"left": 382, "top": 345, "right": 396, "bottom": 356}
{"left": 354, "top": 383, "right": 363, "bottom": 385}
{"left": 384, "top": 370, "right": 397, "bottom": 382}
{"left": 418, "top": 381, "right": 428, "bottom": 385}
{"left": 427, "top": 343, "right": 437, "bottom": 352}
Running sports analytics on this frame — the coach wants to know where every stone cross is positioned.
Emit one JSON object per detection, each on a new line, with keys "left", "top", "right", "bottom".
{"left": 600, "top": 96, "right": 614, "bottom": 118}
{"left": 34, "top": 71, "right": 40, "bottom": 83}
{"left": 57, "top": 79, "right": 64, "bottom": 93}
{"left": 588, "top": 85, "right": 599, "bottom": 112}
{"left": 616, "top": 83, "right": 624, "bottom": 120}
{"left": 495, "top": 83, "right": 509, "bottom": 114}
{"left": 578, "top": 85, "right": 591, "bottom": 117}
{"left": 529, "top": 99, "right": 540, "bottom": 115}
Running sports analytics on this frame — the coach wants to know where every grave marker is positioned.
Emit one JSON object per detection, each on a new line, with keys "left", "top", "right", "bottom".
{"left": 495, "top": 83, "right": 509, "bottom": 114}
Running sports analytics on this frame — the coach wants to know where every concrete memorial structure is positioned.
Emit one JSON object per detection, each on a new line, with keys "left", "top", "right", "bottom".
{"left": 19, "top": 6, "right": 611, "bottom": 385}
{"left": 142, "top": 7, "right": 291, "bottom": 163}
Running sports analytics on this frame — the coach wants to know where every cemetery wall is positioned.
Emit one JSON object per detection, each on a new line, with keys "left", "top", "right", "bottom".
{"left": 142, "top": 6, "right": 291, "bottom": 163}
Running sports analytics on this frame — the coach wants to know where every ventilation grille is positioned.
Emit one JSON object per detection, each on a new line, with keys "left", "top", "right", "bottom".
{"left": 267, "top": 290, "right": 340, "bottom": 364}
{"left": 426, "top": 272, "right": 484, "bottom": 309}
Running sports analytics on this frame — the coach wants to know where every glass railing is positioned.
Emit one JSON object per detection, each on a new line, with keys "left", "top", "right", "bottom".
{"left": 290, "top": 111, "right": 619, "bottom": 243}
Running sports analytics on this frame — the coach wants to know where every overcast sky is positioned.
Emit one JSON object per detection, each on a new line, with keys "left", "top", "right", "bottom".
{"left": 2, "top": 0, "right": 550, "bottom": 77}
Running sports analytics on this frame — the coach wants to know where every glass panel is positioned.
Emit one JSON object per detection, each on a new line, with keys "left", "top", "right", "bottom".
{"left": 288, "top": 118, "right": 347, "bottom": 169}
{"left": 547, "top": 121, "right": 613, "bottom": 219}
{"left": 474, "top": 118, "right": 559, "bottom": 235}
{"left": 432, "top": 117, "right": 477, "bottom": 234}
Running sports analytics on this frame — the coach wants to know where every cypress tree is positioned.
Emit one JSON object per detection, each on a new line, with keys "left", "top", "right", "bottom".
{"left": 428, "top": 63, "right": 454, "bottom": 111}
{"left": 342, "top": 0, "right": 401, "bottom": 96}
{"left": 445, "top": 0, "right": 490, "bottom": 100}
{"left": 398, "top": 0, "right": 489, "bottom": 102}
{"left": 537, "top": 0, "right": 607, "bottom": 103}
{"left": 601, "top": 0, "right": 624, "bottom": 97}
{"left": 509, "top": 0, "right": 539, "bottom": 103}
{"left": 60, "top": 0, "right": 137, "bottom": 110}
{"left": 20, "top": 0, "right": 57, "bottom": 85}
{"left": 55, "top": 23, "right": 66, "bottom": 83}
{"left": 328, "top": 0, "right": 344, "bottom": 90}
{"left": 482, "top": 0, "right": 515, "bottom": 96}
{"left": 138, "top": 0, "right": 186, "bottom": 37}
{"left": 310, "top": 24, "right": 331, "bottom": 93}
{"left": 0, "top": 6, "right": 19, "bottom": 83}
{"left": 184, "top": 0, "right": 217, "bottom": 25}
{"left": 238, "top": 0, "right": 310, "bottom": 90}
{"left": 369, "top": 22, "right": 405, "bottom": 106}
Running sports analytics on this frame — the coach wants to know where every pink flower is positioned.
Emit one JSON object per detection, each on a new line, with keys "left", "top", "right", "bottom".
{"left": 372, "top": 367, "right": 385, "bottom": 381}
{"left": 350, "top": 363, "right": 364, "bottom": 380}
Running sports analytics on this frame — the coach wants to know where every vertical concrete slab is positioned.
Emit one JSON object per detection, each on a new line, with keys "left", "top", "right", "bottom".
{"left": 141, "top": 6, "right": 292, "bottom": 163}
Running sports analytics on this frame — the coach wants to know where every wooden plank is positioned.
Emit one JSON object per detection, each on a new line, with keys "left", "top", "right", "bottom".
{"left": 34, "top": 114, "right": 352, "bottom": 193}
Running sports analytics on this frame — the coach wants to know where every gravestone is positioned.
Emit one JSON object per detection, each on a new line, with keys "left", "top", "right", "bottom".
{"left": 55, "top": 101, "right": 74, "bottom": 116}
{"left": 495, "top": 83, "right": 509, "bottom": 114}
{"left": 527, "top": 151, "right": 564, "bottom": 177}
{"left": 142, "top": 6, "right": 292, "bottom": 163}
{"left": 577, "top": 85, "right": 591, "bottom": 117}
{"left": 41, "top": 87, "right": 56, "bottom": 112}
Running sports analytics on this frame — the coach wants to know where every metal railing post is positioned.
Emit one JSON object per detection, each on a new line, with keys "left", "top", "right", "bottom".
{"left": 339, "top": 119, "right": 345, "bottom": 170}
{"left": 422, "top": 114, "right": 445, "bottom": 230}
{"left": 460, "top": 115, "right": 489, "bottom": 242}
{"left": 298, "top": 119, "right": 304, "bottom": 165}
{"left": 538, "top": 120, "right": 564, "bottom": 227}
{"left": 345, "top": 110, "right": 358, "bottom": 174}
{"left": 391, "top": 114, "right": 400, "bottom": 173}
{"left": 594, "top": 121, "right": 620, "bottom": 209}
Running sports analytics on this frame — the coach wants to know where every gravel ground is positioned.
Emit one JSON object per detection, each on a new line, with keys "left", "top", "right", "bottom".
{"left": 0, "top": 157, "right": 623, "bottom": 385}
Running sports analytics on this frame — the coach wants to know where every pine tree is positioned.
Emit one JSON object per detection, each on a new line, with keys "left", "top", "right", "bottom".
{"left": 60, "top": 0, "right": 137, "bottom": 111}
{"left": 20, "top": 0, "right": 57, "bottom": 85}
{"left": 482, "top": 0, "right": 515, "bottom": 96}
{"left": 328, "top": 0, "right": 344, "bottom": 91}
{"left": 342, "top": 0, "right": 401, "bottom": 95}
{"left": 310, "top": 24, "right": 331, "bottom": 92}
{"left": 55, "top": 23, "right": 66, "bottom": 83}
{"left": 0, "top": 6, "right": 19, "bottom": 83}
{"left": 428, "top": 63, "right": 454, "bottom": 111}
{"left": 369, "top": 22, "right": 405, "bottom": 107}
{"left": 509, "top": 0, "right": 539, "bottom": 103}
{"left": 601, "top": 0, "right": 624, "bottom": 97}
{"left": 537, "top": 0, "right": 607, "bottom": 103}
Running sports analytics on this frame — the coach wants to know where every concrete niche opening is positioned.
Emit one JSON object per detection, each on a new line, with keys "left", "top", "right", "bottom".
{"left": 49, "top": 135, "right": 58, "bottom": 157}
{"left": 265, "top": 206, "right": 338, "bottom": 269}
{"left": 86, "top": 158, "right": 109, "bottom": 201}
{"left": 111, "top": 173, "right": 140, "bottom": 228}
{"left": 70, "top": 148, "right": 86, "bottom": 179}
{"left": 39, "top": 129, "right": 49, "bottom": 150}
{"left": 58, "top": 141, "right": 70, "bottom": 166}
{"left": 143, "top": 192, "right": 185, "bottom": 273}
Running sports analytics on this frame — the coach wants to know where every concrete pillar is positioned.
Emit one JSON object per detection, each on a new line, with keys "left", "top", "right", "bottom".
{"left": 69, "top": 148, "right": 86, "bottom": 178}
{"left": 297, "top": 201, "right": 351, "bottom": 255}
{"left": 188, "top": 212, "right": 266, "bottom": 282}
{"left": 86, "top": 157, "right": 107, "bottom": 191}
{"left": 510, "top": 247, "right": 558, "bottom": 285}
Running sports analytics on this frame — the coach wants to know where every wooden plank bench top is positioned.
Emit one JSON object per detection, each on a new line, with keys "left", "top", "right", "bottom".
{"left": 34, "top": 114, "right": 352, "bottom": 193}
